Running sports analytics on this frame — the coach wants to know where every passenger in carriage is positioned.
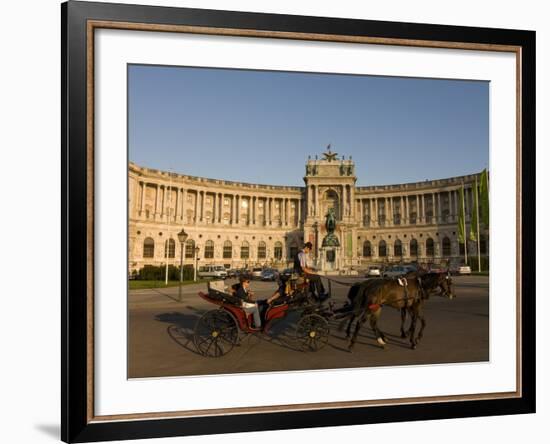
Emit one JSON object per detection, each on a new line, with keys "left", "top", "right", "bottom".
{"left": 266, "top": 274, "right": 295, "bottom": 305}
{"left": 231, "top": 275, "right": 262, "bottom": 329}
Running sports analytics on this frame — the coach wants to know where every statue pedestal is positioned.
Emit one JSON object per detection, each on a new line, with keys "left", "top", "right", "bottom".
{"left": 319, "top": 246, "right": 341, "bottom": 274}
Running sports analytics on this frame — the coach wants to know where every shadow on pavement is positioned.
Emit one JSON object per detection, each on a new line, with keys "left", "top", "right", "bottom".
{"left": 155, "top": 311, "right": 202, "bottom": 355}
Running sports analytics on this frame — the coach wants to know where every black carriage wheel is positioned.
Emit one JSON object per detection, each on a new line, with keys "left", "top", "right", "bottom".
{"left": 295, "top": 314, "right": 330, "bottom": 352}
{"left": 193, "top": 310, "right": 238, "bottom": 357}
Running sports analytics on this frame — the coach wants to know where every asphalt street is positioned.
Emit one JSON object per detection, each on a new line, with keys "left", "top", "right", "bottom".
{"left": 128, "top": 275, "right": 489, "bottom": 378}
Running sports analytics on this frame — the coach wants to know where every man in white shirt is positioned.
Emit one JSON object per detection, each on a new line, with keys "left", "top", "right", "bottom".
{"left": 293, "top": 242, "right": 328, "bottom": 301}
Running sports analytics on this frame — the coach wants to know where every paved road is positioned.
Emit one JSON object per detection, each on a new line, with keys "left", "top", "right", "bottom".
{"left": 128, "top": 275, "right": 489, "bottom": 378}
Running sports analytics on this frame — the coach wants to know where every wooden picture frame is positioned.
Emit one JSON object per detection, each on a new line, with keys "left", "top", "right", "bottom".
{"left": 62, "top": 1, "right": 536, "bottom": 442}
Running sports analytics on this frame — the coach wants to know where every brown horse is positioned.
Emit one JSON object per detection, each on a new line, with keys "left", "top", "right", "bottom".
{"left": 343, "top": 275, "right": 425, "bottom": 350}
{"left": 399, "top": 271, "right": 455, "bottom": 340}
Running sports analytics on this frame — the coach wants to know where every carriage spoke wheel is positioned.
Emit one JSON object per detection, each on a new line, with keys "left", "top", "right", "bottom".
{"left": 295, "top": 314, "right": 330, "bottom": 352}
{"left": 193, "top": 310, "right": 238, "bottom": 357}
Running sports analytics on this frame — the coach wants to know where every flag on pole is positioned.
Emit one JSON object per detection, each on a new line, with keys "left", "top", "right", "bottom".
{"left": 469, "top": 177, "right": 479, "bottom": 242}
{"left": 457, "top": 185, "right": 466, "bottom": 244}
{"left": 479, "top": 169, "right": 489, "bottom": 228}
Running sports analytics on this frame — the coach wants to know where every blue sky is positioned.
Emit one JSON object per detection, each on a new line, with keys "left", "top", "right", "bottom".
{"left": 128, "top": 64, "right": 488, "bottom": 186}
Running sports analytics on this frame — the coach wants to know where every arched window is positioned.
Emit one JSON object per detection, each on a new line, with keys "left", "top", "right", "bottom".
{"left": 274, "top": 241, "right": 283, "bottom": 260}
{"left": 363, "top": 240, "right": 372, "bottom": 257}
{"left": 379, "top": 240, "right": 387, "bottom": 257}
{"left": 394, "top": 239, "right": 403, "bottom": 257}
{"left": 410, "top": 239, "right": 418, "bottom": 257}
{"left": 241, "top": 241, "right": 250, "bottom": 259}
{"left": 426, "top": 238, "right": 435, "bottom": 256}
{"left": 257, "top": 241, "right": 267, "bottom": 259}
{"left": 323, "top": 190, "right": 340, "bottom": 220}
{"left": 185, "top": 239, "right": 195, "bottom": 258}
{"left": 143, "top": 237, "right": 155, "bottom": 258}
{"left": 204, "top": 240, "right": 214, "bottom": 259}
{"left": 223, "top": 240, "right": 232, "bottom": 259}
{"left": 442, "top": 236, "right": 451, "bottom": 256}
{"left": 164, "top": 238, "right": 175, "bottom": 258}
{"left": 289, "top": 243, "right": 298, "bottom": 260}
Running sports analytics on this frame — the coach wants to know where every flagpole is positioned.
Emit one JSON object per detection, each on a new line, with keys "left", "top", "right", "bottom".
{"left": 165, "top": 170, "right": 172, "bottom": 286}
{"left": 462, "top": 183, "right": 468, "bottom": 265}
{"left": 476, "top": 177, "right": 481, "bottom": 272}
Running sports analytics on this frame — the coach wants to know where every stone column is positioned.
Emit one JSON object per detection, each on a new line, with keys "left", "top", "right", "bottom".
{"left": 286, "top": 198, "right": 292, "bottom": 225}
{"left": 193, "top": 190, "right": 198, "bottom": 223}
{"left": 345, "top": 185, "right": 349, "bottom": 217}
{"left": 254, "top": 196, "right": 258, "bottom": 225}
{"left": 238, "top": 195, "right": 242, "bottom": 224}
{"left": 400, "top": 196, "right": 404, "bottom": 224}
{"left": 430, "top": 192, "right": 435, "bottom": 224}
{"left": 297, "top": 198, "right": 301, "bottom": 226}
{"left": 181, "top": 189, "right": 187, "bottom": 221}
{"left": 200, "top": 190, "right": 205, "bottom": 222}
{"left": 315, "top": 185, "right": 319, "bottom": 217}
{"left": 416, "top": 195, "right": 420, "bottom": 223}
{"left": 172, "top": 186, "right": 178, "bottom": 222}
{"left": 154, "top": 184, "right": 160, "bottom": 218}
{"left": 209, "top": 192, "right": 216, "bottom": 224}
{"left": 308, "top": 187, "right": 312, "bottom": 216}
{"left": 367, "top": 199, "right": 375, "bottom": 227}
{"left": 139, "top": 182, "right": 145, "bottom": 216}
{"left": 230, "top": 195, "right": 235, "bottom": 225}
{"left": 342, "top": 185, "right": 347, "bottom": 218}
{"left": 437, "top": 192, "right": 442, "bottom": 223}
{"left": 162, "top": 185, "right": 168, "bottom": 218}
{"left": 422, "top": 193, "right": 428, "bottom": 225}
{"left": 219, "top": 193, "right": 223, "bottom": 223}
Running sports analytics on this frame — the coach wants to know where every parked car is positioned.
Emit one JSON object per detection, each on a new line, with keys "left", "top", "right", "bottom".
{"left": 234, "top": 268, "right": 248, "bottom": 278}
{"left": 280, "top": 268, "right": 295, "bottom": 279}
{"left": 450, "top": 264, "right": 471, "bottom": 275}
{"left": 197, "top": 265, "right": 228, "bottom": 279}
{"left": 225, "top": 269, "right": 238, "bottom": 278}
{"left": 260, "top": 268, "right": 278, "bottom": 281}
{"left": 250, "top": 267, "right": 263, "bottom": 279}
{"left": 365, "top": 266, "right": 381, "bottom": 277}
{"left": 382, "top": 265, "right": 414, "bottom": 278}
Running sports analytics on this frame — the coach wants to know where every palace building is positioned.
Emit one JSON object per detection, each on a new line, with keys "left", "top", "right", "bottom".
{"left": 128, "top": 148, "right": 487, "bottom": 274}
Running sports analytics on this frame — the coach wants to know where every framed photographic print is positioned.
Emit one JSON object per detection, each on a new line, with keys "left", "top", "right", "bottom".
{"left": 61, "top": 0, "right": 536, "bottom": 442}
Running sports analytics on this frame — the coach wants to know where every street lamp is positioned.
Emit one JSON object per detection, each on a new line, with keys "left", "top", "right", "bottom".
{"left": 177, "top": 229, "right": 188, "bottom": 302}
{"left": 193, "top": 246, "right": 200, "bottom": 282}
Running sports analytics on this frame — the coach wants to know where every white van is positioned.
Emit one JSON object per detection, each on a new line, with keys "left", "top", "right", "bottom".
{"left": 197, "top": 265, "right": 228, "bottom": 279}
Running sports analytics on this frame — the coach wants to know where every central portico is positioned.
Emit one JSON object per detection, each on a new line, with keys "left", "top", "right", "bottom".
{"left": 303, "top": 146, "right": 358, "bottom": 273}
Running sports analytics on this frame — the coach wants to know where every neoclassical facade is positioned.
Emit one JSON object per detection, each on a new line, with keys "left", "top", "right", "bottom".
{"left": 128, "top": 149, "right": 487, "bottom": 274}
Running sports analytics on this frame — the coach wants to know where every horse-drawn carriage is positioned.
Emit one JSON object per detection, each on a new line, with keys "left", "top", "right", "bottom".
{"left": 193, "top": 278, "right": 331, "bottom": 357}
{"left": 193, "top": 270, "right": 455, "bottom": 357}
